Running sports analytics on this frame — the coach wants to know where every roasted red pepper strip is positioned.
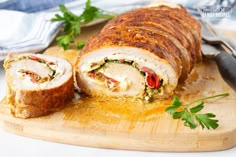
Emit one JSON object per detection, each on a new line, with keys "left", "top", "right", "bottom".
{"left": 48, "top": 61, "right": 55, "bottom": 65}
{"left": 88, "top": 72, "right": 97, "bottom": 79}
{"left": 119, "top": 59, "right": 125, "bottom": 63}
{"left": 141, "top": 67, "right": 160, "bottom": 89}
{"left": 88, "top": 71, "right": 120, "bottom": 89}
{"left": 97, "top": 72, "right": 120, "bottom": 86}
{"left": 146, "top": 74, "right": 160, "bottom": 89}
{"left": 18, "top": 69, "right": 41, "bottom": 83}
{"left": 28, "top": 56, "right": 55, "bottom": 65}
{"left": 28, "top": 56, "right": 41, "bottom": 61}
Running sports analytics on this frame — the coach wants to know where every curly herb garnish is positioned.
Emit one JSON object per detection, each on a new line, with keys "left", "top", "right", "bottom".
{"left": 51, "top": 0, "right": 116, "bottom": 50}
{"left": 165, "top": 93, "right": 229, "bottom": 129}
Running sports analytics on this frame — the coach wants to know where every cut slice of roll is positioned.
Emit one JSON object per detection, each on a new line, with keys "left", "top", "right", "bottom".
{"left": 4, "top": 53, "right": 74, "bottom": 118}
{"left": 76, "top": 4, "right": 201, "bottom": 101}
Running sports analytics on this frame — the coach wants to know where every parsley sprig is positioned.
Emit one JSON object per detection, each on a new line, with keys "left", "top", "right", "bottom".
{"left": 165, "top": 93, "right": 229, "bottom": 129}
{"left": 51, "top": 0, "right": 116, "bottom": 50}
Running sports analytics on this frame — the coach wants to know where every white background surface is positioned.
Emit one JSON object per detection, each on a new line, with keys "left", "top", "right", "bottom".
{"left": 0, "top": 61, "right": 235, "bottom": 157}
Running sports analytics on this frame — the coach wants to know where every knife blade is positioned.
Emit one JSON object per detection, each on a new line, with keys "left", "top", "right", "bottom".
{"left": 202, "top": 43, "right": 236, "bottom": 92}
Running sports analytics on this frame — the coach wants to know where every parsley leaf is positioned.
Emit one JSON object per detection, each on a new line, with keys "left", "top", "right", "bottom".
{"left": 165, "top": 93, "right": 229, "bottom": 130}
{"left": 181, "top": 109, "right": 197, "bottom": 129}
{"left": 165, "top": 96, "right": 182, "bottom": 114}
{"left": 51, "top": 0, "right": 116, "bottom": 50}
{"left": 172, "top": 111, "right": 184, "bottom": 119}
{"left": 190, "top": 102, "right": 204, "bottom": 113}
{"left": 56, "top": 35, "right": 74, "bottom": 50}
{"left": 195, "top": 113, "right": 219, "bottom": 129}
{"left": 77, "top": 41, "right": 86, "bottom": 50}
{"left": 80, "top": 0, "right": 115, "bottom": 23}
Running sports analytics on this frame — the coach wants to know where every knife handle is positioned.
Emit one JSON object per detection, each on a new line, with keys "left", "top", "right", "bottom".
{"left": 215, "top": 52, "right": 236, "bottom": 92}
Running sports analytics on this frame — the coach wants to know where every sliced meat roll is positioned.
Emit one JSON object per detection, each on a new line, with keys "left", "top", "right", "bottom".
{"left": 4, "top": 54, "right": 74, "bottom": 118}
{"left": 75, "top": 4, "right": 201, "bottom": 101}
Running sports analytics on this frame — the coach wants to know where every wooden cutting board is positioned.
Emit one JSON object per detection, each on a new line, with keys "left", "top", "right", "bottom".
{"left": 0, "top": 22, "right": 236, "bottom": 152}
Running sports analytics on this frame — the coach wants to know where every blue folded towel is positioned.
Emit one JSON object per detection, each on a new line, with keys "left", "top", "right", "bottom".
{"left": 0, "top": 0, "right": 75, "bottom": 12}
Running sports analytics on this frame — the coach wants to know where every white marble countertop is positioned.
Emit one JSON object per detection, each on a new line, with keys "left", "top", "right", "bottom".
{"left": 0, "top": 62, "right": 235, "bottom": 157}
